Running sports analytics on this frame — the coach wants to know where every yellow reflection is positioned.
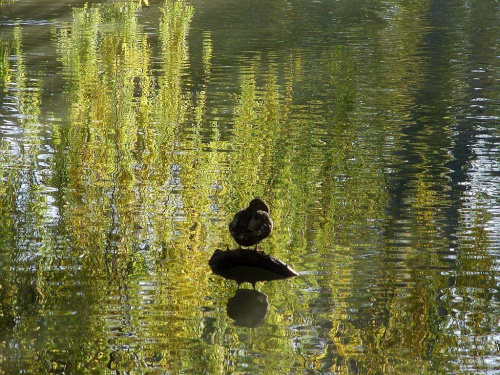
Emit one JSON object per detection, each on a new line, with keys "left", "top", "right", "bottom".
{"left": 0, "top": 40, "right": 9, "bottom": 87}
{"left": 4, "top": 0, "right": 494, "bottom": 372}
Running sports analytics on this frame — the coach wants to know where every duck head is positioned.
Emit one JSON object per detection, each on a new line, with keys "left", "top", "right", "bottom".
{"left": 249, "top": 198, "right": 270, "bottom": 213}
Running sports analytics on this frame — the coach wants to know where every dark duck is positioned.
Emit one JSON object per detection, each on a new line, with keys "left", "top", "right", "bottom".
{"left": 229, "top": 198, "right": 273, "bottom": 250}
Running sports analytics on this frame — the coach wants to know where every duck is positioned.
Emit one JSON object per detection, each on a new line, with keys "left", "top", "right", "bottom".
{"left": 229, "top": 198, "right": 273, "bottom": 250}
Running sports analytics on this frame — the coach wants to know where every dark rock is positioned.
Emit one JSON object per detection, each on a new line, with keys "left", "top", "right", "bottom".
{"left": 209, "top": 248, "right": 298, "bottom": 288}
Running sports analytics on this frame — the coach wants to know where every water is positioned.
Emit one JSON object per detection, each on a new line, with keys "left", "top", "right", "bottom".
{"left": 1, "top": 0, "right": 500, "bottom": 373}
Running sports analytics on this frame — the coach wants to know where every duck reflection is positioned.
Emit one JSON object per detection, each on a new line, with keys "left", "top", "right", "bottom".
{"left": 226, "top": 289, "right": 269, "bottom": 328}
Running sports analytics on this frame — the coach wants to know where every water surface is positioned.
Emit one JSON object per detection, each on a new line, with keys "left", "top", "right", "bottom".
{"left": 1, "top": 0, "right": 500, "bottom": 373}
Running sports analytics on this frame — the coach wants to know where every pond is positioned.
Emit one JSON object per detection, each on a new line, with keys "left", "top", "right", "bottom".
{"left": 1, "top": 0, "right": 500, "bottom": 373}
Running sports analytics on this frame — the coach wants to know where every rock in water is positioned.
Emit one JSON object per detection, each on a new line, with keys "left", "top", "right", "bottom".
{"left": 209, "top": 248, "right": 298, "bottom": 288}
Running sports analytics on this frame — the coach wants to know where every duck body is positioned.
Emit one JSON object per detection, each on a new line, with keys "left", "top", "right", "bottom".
{"left": 229, "top": 198, "right": 273, "bottom": 248}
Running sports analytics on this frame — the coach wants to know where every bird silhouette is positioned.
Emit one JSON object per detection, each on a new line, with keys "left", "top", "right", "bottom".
{"left": 229, "top": 198, "right": 273, "bottom": 250}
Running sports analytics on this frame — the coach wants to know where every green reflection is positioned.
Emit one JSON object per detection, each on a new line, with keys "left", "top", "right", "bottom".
{"left": 0, "top": 40, "right": 9, "bottom": 88}
{"left": 0, "top": 24, "right": 64, "bottom": 374}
